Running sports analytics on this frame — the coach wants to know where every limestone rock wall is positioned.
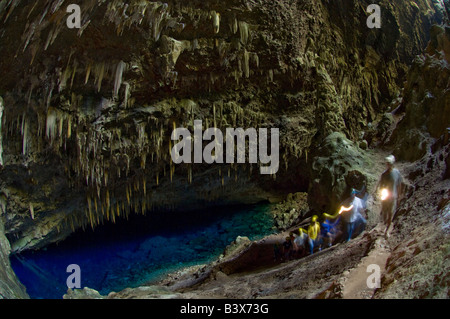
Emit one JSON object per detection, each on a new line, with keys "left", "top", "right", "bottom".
{"left": 0, "top": 200, "right": 29, "bottom": 299}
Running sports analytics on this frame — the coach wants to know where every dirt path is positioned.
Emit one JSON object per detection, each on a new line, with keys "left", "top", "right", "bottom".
{"left": 339, "top": 146, "right": 409, "bottom": 299}
{"left": 341, "top": 226, "right": 391, "bottom": 299}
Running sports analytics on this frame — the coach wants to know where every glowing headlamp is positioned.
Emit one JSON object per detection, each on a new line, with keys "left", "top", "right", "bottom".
{"left": 381, "top": 188, "right": 389, "bottom": 201}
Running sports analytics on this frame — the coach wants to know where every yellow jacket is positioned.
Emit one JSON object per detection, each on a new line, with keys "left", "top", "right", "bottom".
{"left": 308, "top": 222, "right": 320, "bottom": 240}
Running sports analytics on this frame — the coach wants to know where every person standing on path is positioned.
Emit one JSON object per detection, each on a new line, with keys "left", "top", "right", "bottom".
{"left": 377, "top": 155, "right": 404, "bottom": 238}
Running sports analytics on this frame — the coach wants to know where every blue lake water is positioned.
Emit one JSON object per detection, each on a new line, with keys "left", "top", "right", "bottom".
{"left": 10, "top": 204, "right": 274, "bottom": 299}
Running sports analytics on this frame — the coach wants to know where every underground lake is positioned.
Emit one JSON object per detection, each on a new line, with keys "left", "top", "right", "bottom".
{"left": 9, "top": 203, "right": 275, "bottom": 299}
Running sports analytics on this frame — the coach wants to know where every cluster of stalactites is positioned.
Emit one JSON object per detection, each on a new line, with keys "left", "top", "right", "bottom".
{"left": 1, "top": 1, "right": 302, "bottom": 233}
{"left": 104, "top": 0, "right": 184, "bottom": 41}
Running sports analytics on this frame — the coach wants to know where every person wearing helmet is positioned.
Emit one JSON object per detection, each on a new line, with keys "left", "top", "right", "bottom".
{"left": 377, "top": 155, "right": 404, "bottom": 238}
{"left": 282, "top": 236, "right": 293, "bottom": 261}
{"left": 307, "top": 215, "right": 321, "bottom": 254}
{"left": 321, "top": 213, "right": 341, "bottom": 248}
{"left": 340, "top": 188, "right": 367, "bottom": 242}
{"left": 294, "top": 227, "right": 308, "bottom": 258}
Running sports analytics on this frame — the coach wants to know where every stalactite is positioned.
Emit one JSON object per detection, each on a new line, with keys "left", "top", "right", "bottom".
{"left": 70, "top": 60, "right": 78, "bottom": 89}
{"left": 142, "top": 177, "right": 146, "bottom": 195}
{"left": 243, "top": 49, "right": 250, "bottom": 78}
{"left": 58, "top": 116, "right": 63, "bottom": 138}
{"left": 67, "top": 116, "right": 72, "bottom": 139}
{"left": 123, "top": 82, "right": 131, "bottom": 108}
{"left": 104, "top": 169, "right": 109, "bottom": 186}
{"left": 22, "top": 22, "right": 36, "bottom": 53}
{"left": 96, "top": 62, "right": 106, "bottom": 93}
{"left": 149, "top": 2, "right": 169, "bottom": 42}
{"left": 22, "top": 119, "right": 29, "bottom": 155}
{"left": 239, "top": 21, "right": 249, "bottom": 45}
{"left": 85, "top": 63, "right": 92, "bottom": 84}
{"left": 113, "top": 60, "right": 126, "bottom": 98}
{"left": 94, "top": 196, "right": 98, "bottom": 214}
{"left": 49, "top": 24, "right": 63, "bottom": 48}
{"left": 230, "top": 16, "right": 238, "bottom": 34}
{"left": 95, "top": 206, "right": 100, "bottom": 225}
{"left": 212, "top": 11, "right": 220, "bottom": 34}
{"left": 268, "top": 69, "right": 274, "bottom": 82}
{"left": 59, "top": 67, "right": 71, "bottom": 92}
{"left": 252, "top": 53, "right": 259, "bottom": 68}
{"left": 100, "top": 199, "right": 106, "bottom": 221}
{"left": 111, "top": 203, "right": 116, "bottom": 223}
{"left": 106, "top": 189, "right": 111, "bottom": 213}
{"left": 46, "top": 108, "right": 57, "bottom": 140}
{"left": 29, "top": 203, "right": 34, "bottom": 220}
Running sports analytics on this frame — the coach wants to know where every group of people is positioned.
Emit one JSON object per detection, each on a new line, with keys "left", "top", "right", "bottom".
{"left": 275, "top": 154, "right": 404, "bottom": 262}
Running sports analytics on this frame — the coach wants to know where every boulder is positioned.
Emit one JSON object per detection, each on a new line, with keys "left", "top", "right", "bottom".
{"left": 308, "top": 132, "right": 374, "bottom": 213}
{"left": 63, "top": 287, "right": 105, "bottom": 299}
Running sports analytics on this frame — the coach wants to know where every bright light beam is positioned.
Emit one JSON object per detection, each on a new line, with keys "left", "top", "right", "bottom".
{"left": 338, "top": 205, "right": 354, "bottom": 215}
